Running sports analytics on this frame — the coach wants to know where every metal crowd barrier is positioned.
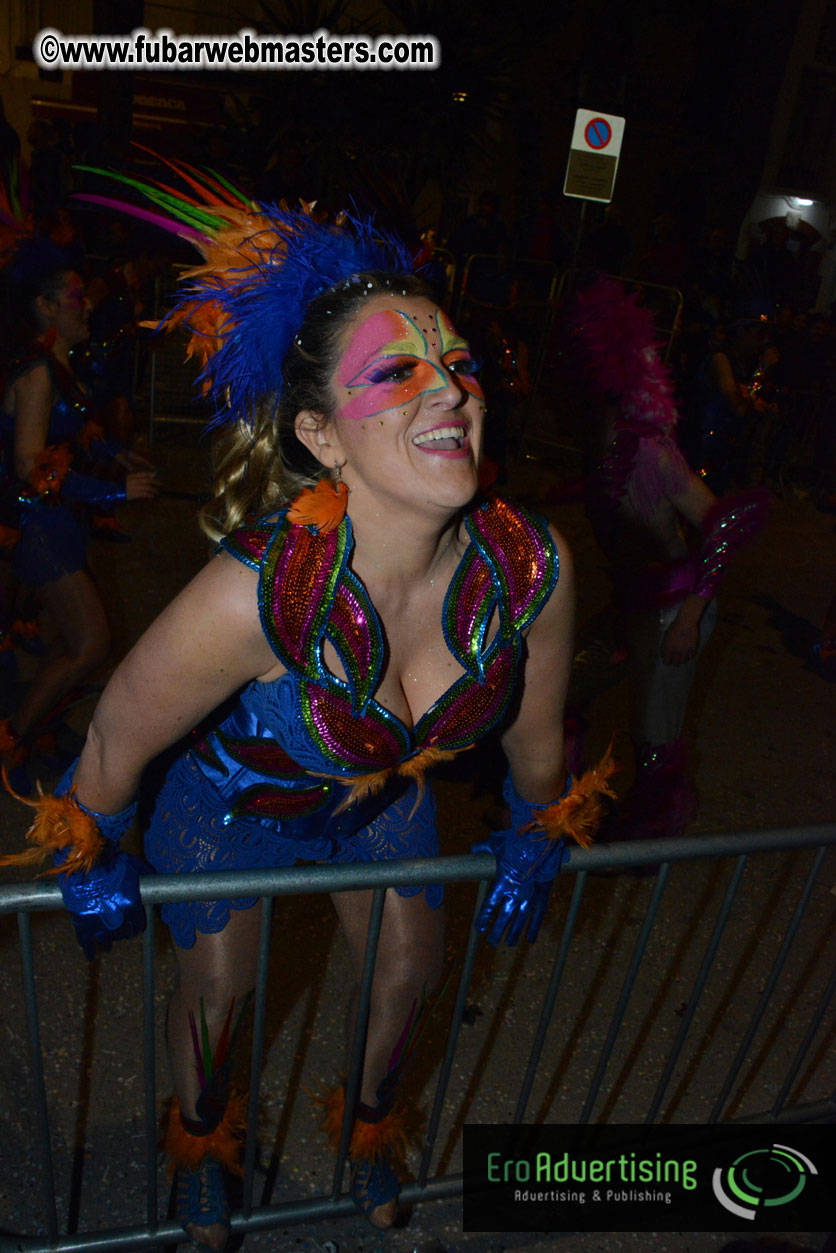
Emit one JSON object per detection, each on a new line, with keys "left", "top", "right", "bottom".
{"left": 2, "top": 826, "right": 834, "bottom": 1251}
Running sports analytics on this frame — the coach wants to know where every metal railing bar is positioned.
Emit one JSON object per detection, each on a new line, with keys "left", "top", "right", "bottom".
{"left": 141, "top": 910, "right": 158, "bottom": 1230}
{"left": 6, "top": 831, "right": 836, "bottom": 1250}
{"left": 513, "top": 870, "right": 588, "bottom": 1123}
{"left": 417, "top": 879, "right": 489, "bottom": 1188}
{"left": 770, "top": 938, "right": 836, "bottom": 1118}
{"left": 709, "top": 846, "right": 828, "bottom": 1123}
{"left": 330, "top": 885, "right": 386, "bottom": 1200}
{"left": 645, "top": 855, "right": 748, "bottom": 1124}
{"left": 234, "top": 1171, "right": 463, "bottom": 1233}
{"left": 578, "top": 861, "right": 671, "bottom": 1124}
{"left": 731, "top": 1096, "right": 836, "bottom": 1125}
{"left": 18, "top": 909, "right": 59, "bottom": 1241}
{"left": 3, "top": 828, "right": 834, "bottom": 917}
{"left": 3, "top": 1169, "right": 464, "bottom": 1253}
{"left": 243, "top": 896, "right": 273, "bottom": 1218}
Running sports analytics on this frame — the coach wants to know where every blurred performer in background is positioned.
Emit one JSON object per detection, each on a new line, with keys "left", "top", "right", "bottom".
{"left": 569, "top": 279, "right": 768, "bottom": 843}
{"left": 0, "top": 238, "right": 156, "bottom": 788}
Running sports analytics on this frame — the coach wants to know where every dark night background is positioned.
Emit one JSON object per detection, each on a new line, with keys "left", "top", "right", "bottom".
{"left": 16, "top": 0, "right": 807, "bottom": 258}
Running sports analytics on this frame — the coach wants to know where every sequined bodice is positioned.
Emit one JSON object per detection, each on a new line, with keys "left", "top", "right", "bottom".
{"left": 192, "top": 496, "right": 558, "bottom": 824}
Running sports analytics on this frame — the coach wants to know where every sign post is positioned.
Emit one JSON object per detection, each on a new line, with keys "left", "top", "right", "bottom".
{"left": 563, "top": 107, "right": 626, "bottom": 203}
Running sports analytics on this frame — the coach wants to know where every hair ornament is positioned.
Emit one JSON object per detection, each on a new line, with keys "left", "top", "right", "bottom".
{"left": 73, "top": 145, "right": 414, "bottom": 424}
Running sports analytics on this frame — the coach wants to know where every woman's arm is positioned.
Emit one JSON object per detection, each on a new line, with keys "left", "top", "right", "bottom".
{"left": 11, "top": 362, "right": 52, "bottom": 481}
{"left": 663, "top": 470, "right": 769, "bottom": 665}
{"left": 500, "top": 526, "right": 575, "bottom": 801}
{"left": 477, "top": 531, "right": 614, "bottom": 946}
{"left": 72, "top": 549, "right": 279, "bottom": 813}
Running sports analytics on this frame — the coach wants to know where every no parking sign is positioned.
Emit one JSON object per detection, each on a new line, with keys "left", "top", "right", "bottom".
{"left": 564, "top": 107, "right": 626, "bottom": 202}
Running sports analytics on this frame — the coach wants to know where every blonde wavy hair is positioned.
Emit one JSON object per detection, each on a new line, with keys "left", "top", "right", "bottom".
{"left": 199, "top": 270, "right": 430, "bottom": 542}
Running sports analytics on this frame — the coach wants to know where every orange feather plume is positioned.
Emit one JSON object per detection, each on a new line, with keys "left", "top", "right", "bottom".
{"left": 286, "top": 479, "right": 350, "bottom": 534}
{"left": 138, "top": 204, "right": 294, "bottom": 379}
{"left": 0, "top": 777, "right": 106, "bottom": 876}
{"left": 164, "top": 1094, "right": 247, "bottom": 1177}
{"left": 332, "top": 745, "right": 467, "bottom": 815}
{"left": 525, "top": 745, "right": 618, "bottom": 850}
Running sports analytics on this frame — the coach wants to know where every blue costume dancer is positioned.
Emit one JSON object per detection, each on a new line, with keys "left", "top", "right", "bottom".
{"left": 0, "top": 342, "right": 125, "bottom": 583}
{"left": 0, "top": 243, "right": 156, "bottom": 784}
{"left": 2, "top": 162, "right": 613, "bottom": 1249}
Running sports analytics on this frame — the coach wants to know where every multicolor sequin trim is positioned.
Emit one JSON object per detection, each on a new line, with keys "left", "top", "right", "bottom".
{"left": 221, "top": 496, "right": 558, "bottom": 783}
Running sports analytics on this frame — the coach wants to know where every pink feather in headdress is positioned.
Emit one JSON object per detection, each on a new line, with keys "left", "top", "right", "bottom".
{"left": 572, "top": 279, "right": 677, "bottom": 434}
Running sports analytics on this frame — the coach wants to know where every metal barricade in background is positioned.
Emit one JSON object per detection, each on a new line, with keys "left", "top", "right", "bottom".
{"left": 138, "top": 270, "right": 208, "bottom": 445}
{"left": 1, "top": 826, "right": 835, "bottom": 1251}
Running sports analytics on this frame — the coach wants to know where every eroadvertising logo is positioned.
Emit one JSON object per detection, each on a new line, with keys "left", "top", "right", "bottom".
{"left": 462, "top": 1125, "right": 833, "bottom": 1233}
{"left": 712, "top": 1143, "right": 817, "bottom": 1220}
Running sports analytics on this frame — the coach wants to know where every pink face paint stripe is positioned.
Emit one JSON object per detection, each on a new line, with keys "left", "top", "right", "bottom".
{"left": 338, "top": 309, "right": 422, "bottom": 386}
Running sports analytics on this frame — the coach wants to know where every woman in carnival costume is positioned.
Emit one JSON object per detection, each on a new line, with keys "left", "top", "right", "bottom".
{"left": 0, "top": 234, "right": 157, "bottom": 789}
{"left": 569, "top": 278, "right": 768, "bottom": 842}
{"left": 1, "top": 163, "right": 614, "bottom": 1250}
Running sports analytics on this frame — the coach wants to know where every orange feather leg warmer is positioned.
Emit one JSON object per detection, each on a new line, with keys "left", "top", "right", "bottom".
{"left": 164, "top": 1095, "right": 247, "bottom": 1177}
{"left": 318, "top": 1085, "right": 410, "bottom": 1165}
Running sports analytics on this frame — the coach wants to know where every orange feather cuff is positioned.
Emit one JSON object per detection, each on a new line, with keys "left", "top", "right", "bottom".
{"left": 523, "top": 746, "right": 618, "bottom": 850}
{"left": 164, "top": 1095, "right": 247, "bottom": 1177}
{"left": 29, "top": 444, "right": 72, "bottom": 497}
{"left": 0, "top": 777, "right": 106, "bottom": 876}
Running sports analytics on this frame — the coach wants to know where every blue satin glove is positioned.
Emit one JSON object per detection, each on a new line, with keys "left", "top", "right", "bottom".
{"left": 61, "top": 471, "right": 127, "bottom": 508}
{"left": 473, "top": 773, "right": 571, "bottom": 947}
{"left": 59, "top": 848, "right": 149, "bottom": 960}
{"left": 54, "top": 762, "right": 149, "bottom": 960}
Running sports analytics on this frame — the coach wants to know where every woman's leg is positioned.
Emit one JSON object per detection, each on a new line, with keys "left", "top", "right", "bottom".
{"left": 167, "top": 902, "right": 263, "bottom": 1121}
{"left": 330, "top": 886, "right": 446, "bottom": 1226}
{"left": 166, "top": 903, "right": 262, "bottom": 1252}
{"left": 332, "top": 887, "right": 445, "bottom": 1104}
{"left": 11, "top": 568, "right": 110, "bottom": 737}
{"left": 623, "top": 600, "right": 719, "bottom": 839}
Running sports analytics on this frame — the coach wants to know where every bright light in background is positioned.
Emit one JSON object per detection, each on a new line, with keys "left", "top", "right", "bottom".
{"left": 452, "top": 91, "right": 468, "bottom": 103}
{"left": 789, "top": 196, "right": 815, "bottom": 207}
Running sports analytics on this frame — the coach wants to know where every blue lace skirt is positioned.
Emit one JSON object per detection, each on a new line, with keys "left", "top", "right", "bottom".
{"left": 14, "top": 504, "right": 88, "bottom": 586}
{"left": 144, "top": 749, "right": 442, "bottom": 948}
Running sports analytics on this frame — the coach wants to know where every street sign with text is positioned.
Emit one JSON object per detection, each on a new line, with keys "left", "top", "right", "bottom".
{"left": 564, "top": 108, "right": 626, "bottom": 202}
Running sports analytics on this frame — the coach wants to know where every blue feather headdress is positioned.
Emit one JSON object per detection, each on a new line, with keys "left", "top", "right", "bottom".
{"left": 74, "top": 150, "right": 414, "bottom": 422}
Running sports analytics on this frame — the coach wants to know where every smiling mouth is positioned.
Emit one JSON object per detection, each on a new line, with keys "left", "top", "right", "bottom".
{"left": 412, "top": 424, "right": 468, "bottom": 452}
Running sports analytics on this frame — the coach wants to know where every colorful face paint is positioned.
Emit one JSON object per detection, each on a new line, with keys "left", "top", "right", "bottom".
{"left": 337, "top": 306, "right": 482, "bottom": 421}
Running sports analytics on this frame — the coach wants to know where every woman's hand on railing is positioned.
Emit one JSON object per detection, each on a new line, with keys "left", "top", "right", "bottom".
{"left": 471, "top": 828, "right": 568, "bottom": 946}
